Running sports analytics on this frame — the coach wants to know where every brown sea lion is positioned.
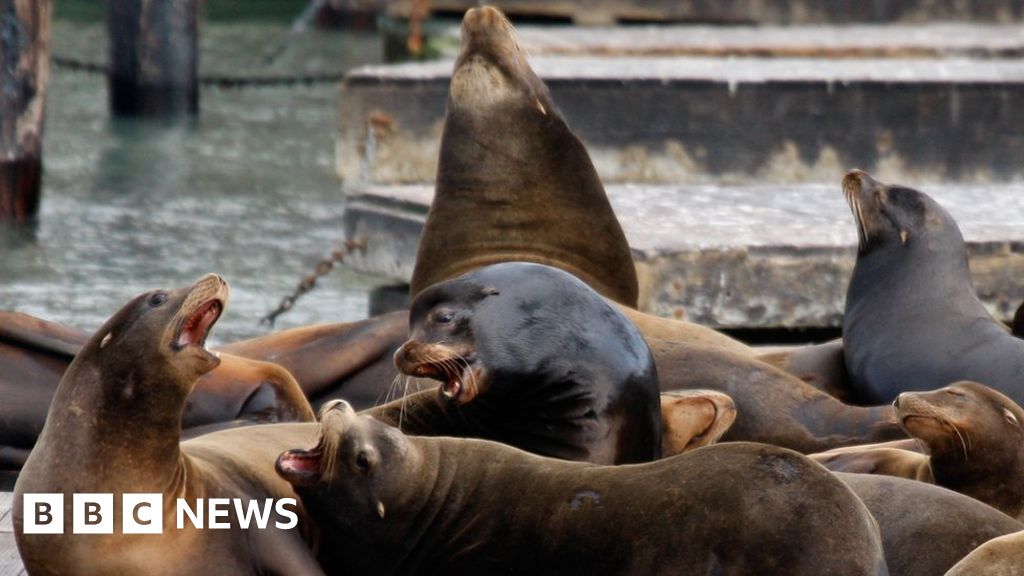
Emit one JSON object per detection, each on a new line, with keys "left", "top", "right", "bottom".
{"left": 895, "top": 381, "right": 1024, "bottom": 520}
{"left": 13, "top": 275, "right": 323, "bottom": 575}
{"left": 659, "top": 389, "right": 736, "bottom": 456}
{"left": 409, "top": 5, "right": 637, "bottom": 307}
{"left": 757, "top": 338, "right": 853, "bottom": 401}
{"left": 0, "top": 310, "right": 316, "bottom": 470}
{"left": 842, "top": 170, "right": 1024, "bottom": 405}
{"left": 408, "top": 5, "right": 752, "bottom": 357}
{"left": 388, "top": 262, "right": 661, "bottom": 464}
{"left": 650, "top": 339, "right": 905, "bottom": 453}
{"left": 278, "top": 400, "right": 889, "bottom": 576}
{"left": 837, "top": 473, "right": 1023, "bottom": 576}
{"left": 811, "top": 439, "right": 930, "bottom": 480}
{"left": 945, "top": 530, "right": 1024, "bottom": 576}
{"left": 218, "top": 311, "right": 412, "bottom": 406}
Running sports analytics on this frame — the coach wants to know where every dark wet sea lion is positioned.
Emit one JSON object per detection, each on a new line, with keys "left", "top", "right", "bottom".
{"left": 389, "top": 261, "right": 661, "bottom": 464}
{"left": 837, "top": 473, "right": 1023, "bottom": 576}
{"left": 945, "top": 530, "right": 1024, "bottom": 576}
{"left": 278, "top": 401, "right": 888, "bottom": 576}
{"left": 649, "top": 339, "right": 904, "bottom": 453}
{"left": 410, "top": 5, "right": 637, "bottom": 308}
{"left": 14, "top": 275, "right": 324, "bottom": 575}
{"left": 409, "top": 5, "right": 752, "bottom": 357}
{"left": 659, "top": 389, "right": 735, "bottom": 456}
{"left": 894, "top": 381, "right": 1024, "bottom": 520}
{"left": 842, "top": 170, "right": 1024, "bottom": 405}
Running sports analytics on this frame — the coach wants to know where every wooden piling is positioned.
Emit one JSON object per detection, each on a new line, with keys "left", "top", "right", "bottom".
{"left": 0, "top": 0, "right": 50, "bottom": 224}
{"left": 107, "top": 0, "right": 199, "bottom": 117}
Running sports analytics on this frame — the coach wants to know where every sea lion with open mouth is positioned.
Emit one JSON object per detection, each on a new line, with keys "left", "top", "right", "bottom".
{"left": 277, "top": 400, "right": 888, "bottom": 576}
{"left": 14, "top": 275, "right": 323, "bottom": 575}
{"left": 0, "top": 309, "right": 317, "bottom": 471}
{"left": 382, "top": 261, "right": 661, "bottom": 465}
{"left": 842, "top": 170, "right": 1024, "bottom": 405}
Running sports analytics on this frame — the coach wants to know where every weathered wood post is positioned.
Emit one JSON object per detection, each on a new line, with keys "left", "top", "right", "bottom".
{"left": 107, "top": 0, "right": 199, "bottom": 117}
{"left": 0, "top": 0, "right": 51, "bottom": 224}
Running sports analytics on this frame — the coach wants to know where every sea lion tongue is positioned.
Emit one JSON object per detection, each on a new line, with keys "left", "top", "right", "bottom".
{"left": 410, "top": 6, "right": 638, "bottom": 307}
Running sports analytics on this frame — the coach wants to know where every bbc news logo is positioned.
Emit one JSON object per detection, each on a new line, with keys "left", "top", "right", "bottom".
{"left": 22, "top": 494, "right": 299, "bottom": 534}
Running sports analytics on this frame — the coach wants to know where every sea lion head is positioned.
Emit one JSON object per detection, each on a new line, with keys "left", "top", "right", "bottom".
{"left": 449, "top": 6, "right": 551, "bottom": 119}
{"left": 277, "top": 399, "right": 416, "bottom": 526}
{"left": 84, "top": 273, "right": 228, "bottom": 392}
{"left": 842, "top": 169, "right": 962, "bottom": 256}
{"left": 397, "top": 262, "right": 653, "bottom": 407}
{"left": 895, "top": 381, "right": 1024, "bottom": 467}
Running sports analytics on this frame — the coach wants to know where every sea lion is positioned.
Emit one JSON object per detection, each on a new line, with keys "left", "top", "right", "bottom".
{"left": 409, "top": 5, "right": 637, "bottom": 307}
{"left": 649, "top": 339, "right": 904, "bottom": 453}
{"left": 811, "top": 441, "right": 930, "bottom": 481}
{"left": 366, "top": 334, "right": 901, "bottom": 456}
{"left": 387, "top": 261, "right": 661, "bottom": 464}
{"left": 894, "top": 381, "right": 1024, "bottom": 520}
{"left": 277, "top": 400, "right": 889, "bottom": 576}
{"left": 0, "top": 310, "right": 316, "bottom": 471}
{"left": 14, "top": 275, "right": 323, "bottom": 575}
{"left": 945, "top": 530, "right": 1024, "bottom": 576}
{"left": 409, "top": 5, "right": 752, "bottom": 357}
{"left": 842, "top": 170, "right": 1024, "bottom": 405}
{"left": 218, "top": 311, "right": 413, "bottom": 406}
{"left": 757, "top": 338, "right": 854, "bottom": 401}
{"left": 837, "top": 473, "right": 1023, "bottom": 576}
{"left": 659, "top": 389, "right": 735, "bottom": 456}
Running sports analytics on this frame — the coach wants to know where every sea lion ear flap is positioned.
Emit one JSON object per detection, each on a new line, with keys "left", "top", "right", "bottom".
{"left": 376, "top": 500, "right": 386, "bottom": 519}
{"left": 1004, "top": 409, "right": 1019, "bottom": 426}
{"left": 99, "top": 332, "right": 114, "bottom": 349}
{"left": 899, "top": 230, "right": 910, "bottom": 245}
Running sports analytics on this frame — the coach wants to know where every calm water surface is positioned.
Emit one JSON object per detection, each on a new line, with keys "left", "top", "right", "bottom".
{"left": 0, "top": 21, "right": 392, "bottom": 344}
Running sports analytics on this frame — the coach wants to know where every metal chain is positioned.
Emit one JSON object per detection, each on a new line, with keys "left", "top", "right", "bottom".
{"left": 260, "top": 238, "right": 366, "bottom": 327}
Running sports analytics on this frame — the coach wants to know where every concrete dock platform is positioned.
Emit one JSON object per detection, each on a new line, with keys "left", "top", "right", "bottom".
{"left": 506, "top": 24, "right": 1024, "bottom": 59}
{"left": 342, "top": 183, "right": 1024, "bottom": 328}
{"left": 386, "top": 0, "right": 1024, "bottom": 25}
{"left": 337, "top": 56, "right": 1024, "bottom": 187}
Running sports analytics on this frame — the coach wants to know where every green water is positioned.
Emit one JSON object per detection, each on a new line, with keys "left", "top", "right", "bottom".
{"left": 0, "top": 13, "right": 393, "bottom": 344}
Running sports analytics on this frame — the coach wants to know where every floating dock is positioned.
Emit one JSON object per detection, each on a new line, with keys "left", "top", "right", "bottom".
{"left": 385, "top": 0, "right": 1024, "bottom": 25}
{"left": 342, "top": 183, "right": 1024, "bottom": 329}
{"left": 337, "top": 55, "right": 1024, "bottom": 187}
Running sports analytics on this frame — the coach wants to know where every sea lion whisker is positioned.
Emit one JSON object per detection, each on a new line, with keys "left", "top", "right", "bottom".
{"left": 949, "top": 421, "right": 970, "bottom": 461}
{"left": 399, "top": 374, "right": 411, "bottom": 431}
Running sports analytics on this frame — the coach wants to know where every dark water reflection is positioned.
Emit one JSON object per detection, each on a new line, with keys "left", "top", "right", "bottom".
{"left": 1, "top": 23, "right": 389, "bottom": 344}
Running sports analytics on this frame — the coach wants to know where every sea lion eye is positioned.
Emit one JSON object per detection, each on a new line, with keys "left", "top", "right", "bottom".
{"left": 436, "top": 312, "right": 454, "bottom": 324}
{"left": 149, "top": 292, "right": 168, "bottom": 307}
{"left": 355, "top": 451, "right": 372, "bottom": 473}
{"left": 945, "top": 388, "right": 966, "bottom": 398}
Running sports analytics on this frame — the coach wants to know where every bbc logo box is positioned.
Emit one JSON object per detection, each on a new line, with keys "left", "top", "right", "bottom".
{"left": 20, "top": 493, "right": 298, "bottom": 534}
{"left": 22, "top": 493, "right": 163, "bottom": 535}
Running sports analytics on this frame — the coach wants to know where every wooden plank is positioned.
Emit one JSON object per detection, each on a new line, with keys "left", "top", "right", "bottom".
{"left": 0, "top": 0, "right": 51, "bottom": 224}
{"left": 0, "top": 492, "right": 24, "bottom": 576}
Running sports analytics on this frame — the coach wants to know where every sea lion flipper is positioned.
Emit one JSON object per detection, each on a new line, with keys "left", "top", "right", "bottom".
{"left": 0, "top": 310, "right": 87, "bottom": 358}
